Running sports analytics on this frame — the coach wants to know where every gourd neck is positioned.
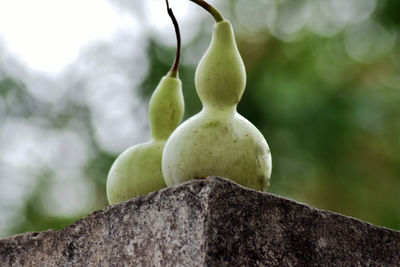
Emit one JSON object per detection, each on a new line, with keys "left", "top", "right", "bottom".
{"left": 212, "top": 20, "right": 236, "bottom": 50}
{"left": 202, "top": 104, "right": 237, "bottom": 116}
{"left": 149, "top": 76, "right": 184, "bottom": 141}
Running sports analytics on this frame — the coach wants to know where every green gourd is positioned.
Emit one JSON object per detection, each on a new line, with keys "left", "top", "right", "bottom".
{"left": 162, "top": 1, "right": 272, "bottom": 191}
{"left": 106, "top": 1, "right": 184, "bottom": 204}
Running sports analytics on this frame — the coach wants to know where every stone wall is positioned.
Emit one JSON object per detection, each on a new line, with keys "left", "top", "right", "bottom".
{"left": 1, "top": 177, "right": 400, "bottom": 266}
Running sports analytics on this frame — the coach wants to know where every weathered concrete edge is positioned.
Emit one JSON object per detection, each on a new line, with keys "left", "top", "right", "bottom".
{"left": 1, "top": 176, "right": 399, "bottom": 243}
{"left": 202, "top": 177, "right": 400, "bottom": 266}
{"left": 0, "top": 178, "right": 206, "bottom": 242}
{"left": 206, "top": 177, "right": 400, "bottom": 234}
{"left": 1, "top": 176, "right": 400, "bottom": 266}
{"left": 0, "top": 177, "right": 214, "bottom": 266}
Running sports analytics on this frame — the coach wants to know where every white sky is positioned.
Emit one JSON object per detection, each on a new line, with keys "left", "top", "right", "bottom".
{"left": 0, "top": 0, "right": 380, "bottom": 73}
{"left": 0, "top": 0, "right": 191, "bottom": 73}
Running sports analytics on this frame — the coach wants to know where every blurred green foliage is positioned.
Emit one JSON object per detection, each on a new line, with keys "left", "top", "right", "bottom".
{"left": 0, "top": 0, "right": 399, "bottom": 237}
{"left": 377, "top": 0, "right": 400, "bottom": 29}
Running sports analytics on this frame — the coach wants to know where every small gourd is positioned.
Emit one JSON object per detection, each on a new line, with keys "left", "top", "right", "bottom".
{"left": 106, "top": 1, "right": 184, "bottom": 204}
{"left": 162, "top": 1, "right": 272, "bottom": 191}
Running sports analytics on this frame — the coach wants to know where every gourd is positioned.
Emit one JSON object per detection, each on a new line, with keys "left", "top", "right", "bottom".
{"left": 106, "top": 1, "right": 184, "bottom": 204}
{"left": 162, "top": 0, "right": 272, "bottom": 191}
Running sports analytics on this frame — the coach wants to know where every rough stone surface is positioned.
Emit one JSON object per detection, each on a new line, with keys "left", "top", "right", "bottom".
{"left": 1, "top": 177, "right": 400, "bottom": 266}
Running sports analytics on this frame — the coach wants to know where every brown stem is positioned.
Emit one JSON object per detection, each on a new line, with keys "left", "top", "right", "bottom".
{"left": 166, "top": 0, "right": 181, "bottom": 78}
{"left": 189, "top": 0, "right": 224, "bottom": 22}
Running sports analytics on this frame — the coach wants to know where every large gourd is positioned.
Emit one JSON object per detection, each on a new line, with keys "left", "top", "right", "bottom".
{"left": 106, "top": 1, "right": 184, "bottom": 204}
{"left": 162, "top": 1, "right": 272, "bottom": 191}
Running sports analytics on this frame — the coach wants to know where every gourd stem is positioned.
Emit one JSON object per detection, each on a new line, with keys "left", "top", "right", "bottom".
{"left": 189, "top": 0, "right": 224, "bottom": 22}
{"left": 166, "top": 0, "right": 181, "bottom": 78}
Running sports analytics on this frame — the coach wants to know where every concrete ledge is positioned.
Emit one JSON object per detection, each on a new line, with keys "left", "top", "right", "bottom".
{"left": 1, "top": 177, "right": 400, "bottom": 266}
